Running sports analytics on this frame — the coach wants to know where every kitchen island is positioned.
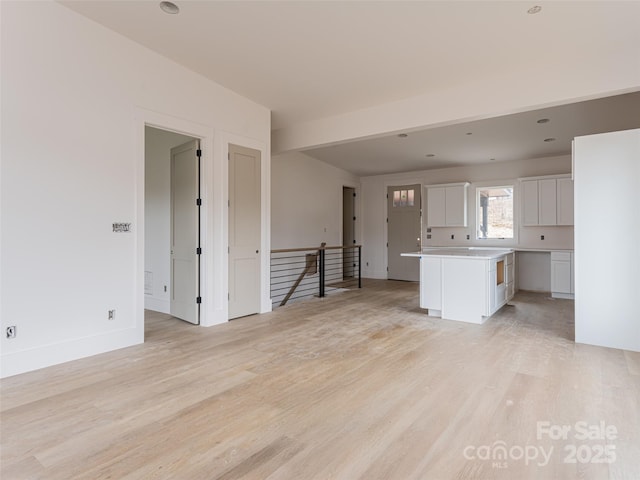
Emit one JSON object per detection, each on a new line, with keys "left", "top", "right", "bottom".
{"left": 402, "top": 248, "right": 515, "bottom": 324}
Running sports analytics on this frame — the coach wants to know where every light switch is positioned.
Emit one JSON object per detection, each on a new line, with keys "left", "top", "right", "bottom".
{"left": 113, "top": 223, "right": 131, "bottom": 233}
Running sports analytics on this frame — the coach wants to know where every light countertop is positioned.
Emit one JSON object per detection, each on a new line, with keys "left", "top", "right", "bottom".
{"left": 402, "top": 248, "right": 514, "bottom": 260}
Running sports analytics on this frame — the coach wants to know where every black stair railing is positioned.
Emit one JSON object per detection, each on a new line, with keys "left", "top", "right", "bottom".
{"left": 270, "top": 244, "right": 362, "bottom": 307}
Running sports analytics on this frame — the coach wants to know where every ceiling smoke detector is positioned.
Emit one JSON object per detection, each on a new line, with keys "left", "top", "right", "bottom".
{"left": 425, "top": 154, "right": 435, "bottom": 158}
{"left": 544, "top": 137, "right": 556, "bottom": 142}
{"left": 537, "top": 118, "right": 550, "bottom": 124}
{"left": 397, "top": 133, "right": 408, "bottom": 138}
{"left": 160, "top": 1, "right": 180, "bottom": 14}
{"left": 528, "top": 5, "right": 542, "bottom": 14}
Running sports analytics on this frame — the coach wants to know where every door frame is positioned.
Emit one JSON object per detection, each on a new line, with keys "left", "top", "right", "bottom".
{"left": 340, "top": 182, "right": 360, "bottom": 248}
{"left": 136, "top": 109, "right": 270, "bottom": 332}
{"left": 136, "top": 108, "right": 212, "bottom": 335}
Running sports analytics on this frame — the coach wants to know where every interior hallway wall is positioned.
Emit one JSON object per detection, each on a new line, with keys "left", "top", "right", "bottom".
{"left": 271, "top": 151, "right": 359, "bottom": 250}
{"left": 1, "top": 1, "right": 270, "bottom": 377}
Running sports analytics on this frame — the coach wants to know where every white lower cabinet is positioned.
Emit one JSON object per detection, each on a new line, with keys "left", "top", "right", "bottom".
{"left": 551, "top": 251, "right": 574, "bottom": 299}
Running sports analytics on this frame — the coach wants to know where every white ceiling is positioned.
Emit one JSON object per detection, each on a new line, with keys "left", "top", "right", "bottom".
{"left": 60, "top": 1, "right": 640, "bottom": 176}
{"left": 304, "top": 92, "right": 640, "bottom": 175}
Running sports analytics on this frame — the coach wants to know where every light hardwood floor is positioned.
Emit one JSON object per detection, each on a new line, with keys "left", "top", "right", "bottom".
{"left": 1, "top": 280, "right": 639, "bottom": 479}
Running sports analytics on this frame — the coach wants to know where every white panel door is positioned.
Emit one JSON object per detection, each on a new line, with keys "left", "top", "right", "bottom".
{"left": 170, "top": 140, "right": 200, "bottom": 324}
{"left": 388, "top": 185, "right": 421, "bottom": 281}
{"left": 229, "top": 144, "right": 261, "bottom": 319}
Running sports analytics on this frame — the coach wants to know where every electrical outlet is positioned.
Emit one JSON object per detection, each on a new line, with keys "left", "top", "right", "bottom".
{"left": 466, "top": 234, "right": 470, "bottom": 240}
{"left": 164, "top": 285, "right": 167, "bottom": 292}
{"left": 108, "top": 310, "right": 115, "bottom": 320}
{"left": 6, "top": 326, "right": 17, "bottom": 339}
{"left": 541, "top": 235, "right": 545, "bottom": 240}
{"left": 451, "top": 234, "right": 455, "bottom": 240}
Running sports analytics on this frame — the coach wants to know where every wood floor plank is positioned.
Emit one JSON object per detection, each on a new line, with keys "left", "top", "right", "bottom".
{"left": 1, "top": 281, "right": 638, "bottom": 479}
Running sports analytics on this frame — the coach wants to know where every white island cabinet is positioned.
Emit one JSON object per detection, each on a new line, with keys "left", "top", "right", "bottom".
{"left": 402, "top": 248, "right": 515, "bottom": 324}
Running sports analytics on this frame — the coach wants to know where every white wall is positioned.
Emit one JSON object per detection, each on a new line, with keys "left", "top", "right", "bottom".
{"left": 574, "top": 129, "right": 640, "bottom": 352}
{"left": 144, "top": 127, "right": 194, "bottom": 314}
{"left": 0, "top": 2, "right": 270, "bottom": 377}
{"left": 271, "top": 152, "right": 359, "bottom": 249}
{"left": 360, "top": 155, "right": 573, "bottom": 280}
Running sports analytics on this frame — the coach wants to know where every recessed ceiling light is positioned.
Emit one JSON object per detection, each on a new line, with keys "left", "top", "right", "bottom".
{"left": 528, "top": 5, "right": 542, "bottom": 14}
{"left": 425, "top": 154, "right": 435, "bottom": 158}
{"left": 397, "top": 133, "right": 408, "bottom": 138}
{"left": 537, "top": 118, "right": 550, "bottom": 124}
{"left": 544, "top": 137, "right": 556, "bottom": 142}
{"left": 160, "top": 1, "right": 180, "bottom": 14}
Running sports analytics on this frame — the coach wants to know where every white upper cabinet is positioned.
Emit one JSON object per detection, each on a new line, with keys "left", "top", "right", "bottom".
{"left": 445, "top": 185, "right": 467, "bottom": 226}
{"left": 520, "top": 175, "right": 573, "bottom": 226}
{"left": 538, "top": 178, "right": 558, "bottom": 225}
{"left": 426, "top": 182, "right": 469, "bottom": 227}
{"left": 521, "top": 180, "right": 539, "bottom": 226}
{"left": 556, "top": 177, "right": 574, "bottom": 225}
{"left": 426, "top": 187, "right": 446, "bottom": 227}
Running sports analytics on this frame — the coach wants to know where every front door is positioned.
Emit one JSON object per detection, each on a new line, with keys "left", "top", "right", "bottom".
{"left": 170, "top": 140, "right": 200, "bottom": 324}
{"left": 228, "top": 144, "right": 261, "bottom": 319}
{"left": 387, "top": 184, "right": 421, "bottom": 281}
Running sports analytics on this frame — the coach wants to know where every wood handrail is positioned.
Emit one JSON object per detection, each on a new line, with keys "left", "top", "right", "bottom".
{"left": 271, "top": 244, "right": 362, "bottom": 254}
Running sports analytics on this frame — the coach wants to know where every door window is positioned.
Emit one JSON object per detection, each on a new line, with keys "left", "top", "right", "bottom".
{"left": 392, "top": 189, "right": 415, "bottom": 207}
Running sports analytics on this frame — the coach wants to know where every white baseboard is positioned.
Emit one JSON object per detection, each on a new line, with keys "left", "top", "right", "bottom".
{"left": 551, "top": 292, "right": 575, "bottom": 300}
{"left": 1, "top": 327, "right": 142, "bottom": 378}
{"left": 362, "top": 269, "right": 387, "bottom": 279}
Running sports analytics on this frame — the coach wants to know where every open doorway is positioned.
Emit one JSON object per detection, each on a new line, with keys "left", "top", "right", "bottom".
{"left": 343, "top": 186, "right": 356, "bottom": 279}
{"left": 145, "top": 126, "right": 201, "bottom": 325}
